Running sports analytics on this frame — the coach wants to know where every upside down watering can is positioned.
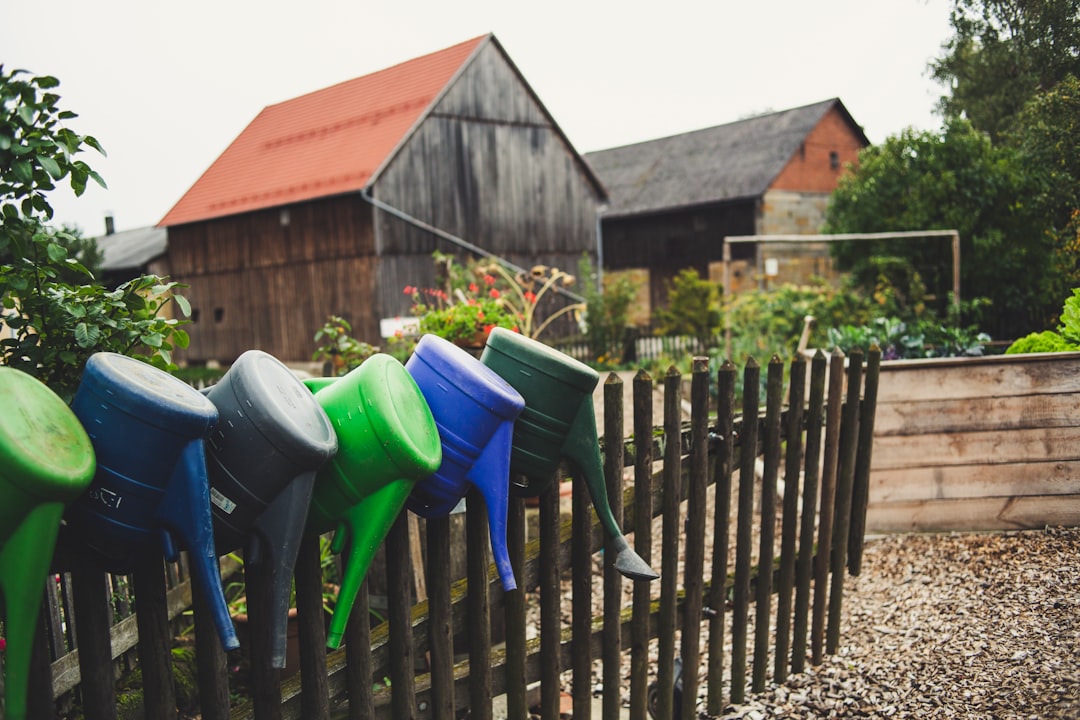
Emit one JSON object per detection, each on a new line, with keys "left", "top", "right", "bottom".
{"left": 202, "top": 350, "right": 337, "bottom": 668}
{"left": 64, "top": 352, "right": 239, "bottom": 651}
{"left": 304, "top": 353, "right": 442, "bottom": 649}
{"left": 480, "top": 327, "right": 659, "bottom": 581}
{"left": 404, "top": 334, "right": 525, "bottom": 591}
{"left": 0, "top": 367, "right": 96, "bottom": 720}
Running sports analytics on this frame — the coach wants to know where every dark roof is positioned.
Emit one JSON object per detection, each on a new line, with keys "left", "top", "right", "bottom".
{"left": 94, "top": 225, "right": 168, "bottom": 273}
{"left": 584, "top": 99, "right": 865, "bottom": 219}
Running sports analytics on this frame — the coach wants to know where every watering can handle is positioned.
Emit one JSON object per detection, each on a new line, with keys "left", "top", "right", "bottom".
{"left": 466, "top": 420, "right": 517, "bottom": 591}
{"left": 325, "top": 478, "right": 414, "bottom": 649}
{"left": 562, "top": 400, "right": 659, "bottom": 582}
{"left": 162, "top": 440, "right": 240, "bottom": 651}
{"left": 0, "top": 501, "right": 65, "bottom": 720}
{"left": 249, "top": 470, "right": 317, "bottom": 668}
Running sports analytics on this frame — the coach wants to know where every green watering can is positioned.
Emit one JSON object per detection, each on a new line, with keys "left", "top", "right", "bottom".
{"left": 0, "top": 367, "right": 96, "bottom": 720}
{"left": 480, "top": 327, "right": 658, "bottom": 581}
{"left": 304, "top": 354, "right": 442, "bottom": 649}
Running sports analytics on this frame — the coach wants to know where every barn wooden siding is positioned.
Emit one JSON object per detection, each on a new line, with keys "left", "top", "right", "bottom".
{"left": 166, "top": 196, "right": 378, "bottom": 362}
{"left": 866, "top": 351, "right": 1080, "bottom": 532}
{"left": 372, "top": 40, "right": 601, "bottom": 321}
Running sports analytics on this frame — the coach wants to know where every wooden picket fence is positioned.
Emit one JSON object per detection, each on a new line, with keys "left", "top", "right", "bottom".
{"left": 21, "top": 348, "right": 880, "bottom": 720}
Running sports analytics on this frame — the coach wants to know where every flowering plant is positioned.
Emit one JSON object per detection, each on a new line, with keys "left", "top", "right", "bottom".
{"left": 400, "top": 253, "right": 584, "bottom": 347}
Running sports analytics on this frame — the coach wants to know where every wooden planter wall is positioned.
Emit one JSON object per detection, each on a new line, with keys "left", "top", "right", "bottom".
{"left": 867, "top": 351, "right": 1080, "bottom": 533}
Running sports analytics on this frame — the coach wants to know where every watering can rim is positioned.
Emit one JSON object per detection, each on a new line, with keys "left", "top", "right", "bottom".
{"left": 0, "top": 366, "right": 96, "bottom": 500}
{"left": 410, "top": 334, "right": 525, "bottom": 420}
{"left": 79, "top": 352, "right": 218, "bottom": 435}
{"left": 207, "top": 350, "right": 338, "bottom": 463}
{"left": 483, "top": 327, "right": 598, "bottom": 393}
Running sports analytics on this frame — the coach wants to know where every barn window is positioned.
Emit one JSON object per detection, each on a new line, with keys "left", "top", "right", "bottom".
{"left": 830, "top": 151, "right": 840, "bottom": 169}
{"left": 191, "top": 308, "right": 201, "bottom": 323}
{"left": 214, "top": 308, "right": 225, "bottom": 323}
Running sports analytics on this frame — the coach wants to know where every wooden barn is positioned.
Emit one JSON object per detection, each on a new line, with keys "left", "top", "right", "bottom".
{"left": 159, "top": 34, "right": 606, "bottom": 364}
{"left": 584, "top": 99, "right": 868, "bottom": 312}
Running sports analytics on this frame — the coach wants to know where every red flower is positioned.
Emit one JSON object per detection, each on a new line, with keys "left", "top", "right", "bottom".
{"left": 489, "top": 288, "right": 500, "bottom": 299}
{"left": 524, "top": 291, "right": 537, "bottom": 304}
{"left": 469, "top": 283, "right": 479, "bottom": 293}
{"left": 484, "top": 275, "right": 496, "bottom": 286}
{"left": 403, "top": 285, "right": 415, "bottom": 295}
{"left": 483, "top": 324, "right": 496, "bottom": 334}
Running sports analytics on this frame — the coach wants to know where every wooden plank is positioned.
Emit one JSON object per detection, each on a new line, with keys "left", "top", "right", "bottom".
{"left": 631, "top": 369, "right": 655, "bottom": 720}
{"left": 603, "top": 374, "right": 625, "bottom": 720}
{"left": 752, "top": 357, "right": 783, "bottom": 693}
{"left": 874, "top": 352, "right": 1080, "bottom": 403}
{"left": 865, "top": 495, "right": 1080, "bottom": 533}
{"left": 871, "top": 426, "right": 1080, "bottom": 470}
{"left": 680, "top": 358, "right": 709, "bottom": 715}
{"left": 656, "top": 367, "right": 683, "bottom": 713}
{"left": 875, "top": 392, "right": 1080, "bottom": 436}
{"left": 730, "top": 359, "right": 758, "bottom": 704}
{"left": 869, "top": 460, "right": 1080, "bottom": 502}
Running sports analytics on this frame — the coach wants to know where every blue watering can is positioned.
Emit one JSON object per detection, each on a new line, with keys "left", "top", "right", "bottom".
{"left": 480, "top": 327, "right": 658, "bottom": 582}
{"left": 0, "top": 367, "right": 96, "bottom": 720}
{"left": 405, "top": 333, "right": 525, "bottom": 591}
{"left": 304, "top": 354, "right": 442, "bottom": 649}
{"left": 64, "top": 352, "right": 239, "bottom": 651}
{"left": 202, "top": 350, "right": 337, "bottom": 668}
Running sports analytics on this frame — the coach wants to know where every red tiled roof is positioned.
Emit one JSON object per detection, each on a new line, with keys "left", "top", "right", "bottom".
{"left": 159, "top": 35, "right": 487, "bottom": 227}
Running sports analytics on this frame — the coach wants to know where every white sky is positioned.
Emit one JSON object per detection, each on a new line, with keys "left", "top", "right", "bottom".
{"left": 3, "top": 0, "right": 954, "bottom": 237}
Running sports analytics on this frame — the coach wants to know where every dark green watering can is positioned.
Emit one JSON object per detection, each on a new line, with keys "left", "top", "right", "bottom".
{"left": 480, "top": 327, "right": 658, "bottom": 582}
{"left": 0, "top": 367, "right": 96, "bottom": 720}
{"left": 304, "top": 354, "right": 442, "bottom": 648}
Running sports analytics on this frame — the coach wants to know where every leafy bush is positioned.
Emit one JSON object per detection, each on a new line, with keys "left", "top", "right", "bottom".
{"left": 577, "top": 255, "right": 640, "bottom": 367}
{"left": 1006, "top": 288, "right": 1080, "bottom": 354}
{"left": 653, "top": 268, "right": 722, "bottom": 352}
{"left": 1, "top": 67, "right": 189, "bottom": 401}
{"left": 827, "top": 316, "right": 991, "bottom": 360}
{"left": 312, "top": 315, "right": 378, "bottom": 376}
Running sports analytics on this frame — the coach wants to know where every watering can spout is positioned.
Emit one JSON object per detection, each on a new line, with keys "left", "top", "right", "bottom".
{"left": 563, "top": 396, "right": 659, "bottom": 582}
{"left": 468, "top": 420, "right": 517, "bottom": 591}
{"left": 0, "top": 503, "right": 65, "bottom": 720}
{"left": 163, "top": 440, "right": 239, "bottom": 650}
{"left": 325, "top": 479, "right": 415, "bottom": 648}
{"left": 249, "top": 471, "right": 317, "bottom": 667}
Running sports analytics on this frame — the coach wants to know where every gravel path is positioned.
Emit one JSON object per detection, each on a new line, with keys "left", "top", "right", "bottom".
{"left": 715, "top": 527, "right": 1080, "bottom": 719}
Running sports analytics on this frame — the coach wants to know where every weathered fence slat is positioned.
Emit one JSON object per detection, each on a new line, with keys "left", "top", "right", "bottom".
{"left": 707, "top": 360, "right": 736, "bottom": 716}
{"left": 538, "top": 481, "right": 561, "bottom": 719}
{"left": 730, "top": 357, "right": 760, "bottom": 704}
{"left": 295, "top": 532, "right": 330, "bottom": 720}
{"left": 679, "top": 357, "right": 710, "bottom": 720}
{"left": 775, "top": 353, "right": 807, "bottom": 683}
{"left": 71, "top": 567, "right": 117, "bottom": 720}
{"left": 827, "top": 350, "right": 864, "bottom": 655}
{"left": 629, "top": 369, "right": 655, "bottom": 720}
{"left": 571, "top": 464, "right": 593, "bottom": 720}
{"left": 504, "top": 498, "right": 527, "bottom": 720}
{"left": 602, "top": 374, "right": 625, "bottom": 720}
{"left": 792, "top": 349, "right": 827, "bottom": 675}
{"left": 191, "top": 568, "right": 230, "bottom": 720}
{"left": 389, "top": 511, "right": 418, "bottom": 720}
{"left": 465, "top": 489, "right": 492, "bottom": 720}
{"left": 133, "top": 558, "right": 177, "bottom": 718}
{"left": 812, "top": 350, "right": 845, "bottom": 665}
{"left": 655, "top": 366, "right": 683, "bottom": 717}
{"left": 426, "top": 515, "right": 454, "bottom": 719}
{"left": 343, "top": 578, "right": 374, "bottom": 720}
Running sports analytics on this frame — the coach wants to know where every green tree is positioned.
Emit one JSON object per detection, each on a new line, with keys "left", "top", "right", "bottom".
{"left": 930, "top": 0, "right": 1080, "bottom": 140}
{"left": 578, "top": 255, "right": 639, "bottom": 365}
{"left": 1, "top": 67, "right": 189, "bottom": 400}
{"left": 653, "top": 268, "right": 722, "bottom": 352}
{"left": 824, "top": 118, "right": 1053, "bottom": 338}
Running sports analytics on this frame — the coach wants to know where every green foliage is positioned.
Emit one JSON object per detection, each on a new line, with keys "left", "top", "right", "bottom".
{"left": 0, "top": 65, "right": 106, "bottom": 221}
{"left": 930, "top": 0, "right": 1080, "bottom": 140}
{"left": 824, "top": 118, "right": 1053, "bottom": 339}
{"left": 1006, "top": 287, "right": 1080, "bottom": 353}
{"left": 578, "top": 254, "right": 640, "bottom": 367}
{"left": 653, "top": 268, "right": 722, "bottom": 351}
{"left": 723, "top": 280, "right": 875, "bottom": 362}
{"left": 0, "top": 68, "right": 189, "bottom": 401}
{"left": 826, "top": 316, "right": 991, "bottom": 360}
{"left": 312, "top": 315, "right": 378, "bottom": 376}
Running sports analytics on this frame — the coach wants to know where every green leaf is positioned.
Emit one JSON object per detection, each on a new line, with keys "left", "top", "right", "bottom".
{"left": 87, "top": 169, "right": 107, "bottom": 189}
{"left": 36, "top": 76, "right": 60, "bottom": 89}
{"left": 74, "top": 322, "right": 100, "bottom": 348}
{"left": 46, "top": 242, "right": 68, "bottom": 262}
{"left": 83, "top": 135, "right": 106, "bottom": 157}
{"left": 12, "top": 159, "right": 32, "bottom": 183}
{"left": 140, "top": 332, "right": 164, "bottom": 348}
{"left": 17, "top": 104, "right": 35, "bottom": 124}
{"left": 37, "top": 154, "right": 63, "bottom": 179}
{"left": 174, "top": 294, "right": 191, "bottom": 318}
{"left": 174, "top": 328, "right": 190, "bottom": 349}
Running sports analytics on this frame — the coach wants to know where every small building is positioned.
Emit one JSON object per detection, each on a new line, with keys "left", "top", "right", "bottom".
{"left": 93, "top": 220, "right": 169, "bottom": 287}
{"left": 159, "top": 34, "right": 606, "bottom": 363}
{"left": 584, "top": 99, "right": 868, "bottom": 312}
